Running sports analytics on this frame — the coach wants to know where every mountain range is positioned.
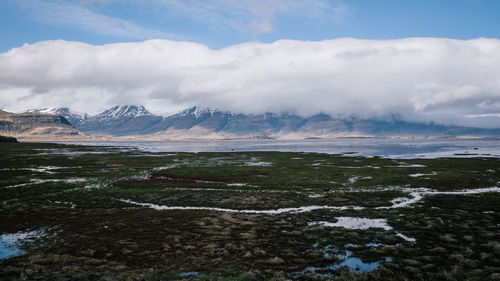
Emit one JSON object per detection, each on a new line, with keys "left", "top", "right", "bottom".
{"left": 0, "top": 109, "right": 81, "bottom": 140}
{"left": 16, "top": 105, "right": 500, "bottom": 139}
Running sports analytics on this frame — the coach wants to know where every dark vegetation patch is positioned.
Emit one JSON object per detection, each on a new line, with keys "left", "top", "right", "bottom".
{"left": 1, "top": 143, "right": 499, "bottom": 280}
{"left": 0, "top": 135, "right": 18, "bottom": 142}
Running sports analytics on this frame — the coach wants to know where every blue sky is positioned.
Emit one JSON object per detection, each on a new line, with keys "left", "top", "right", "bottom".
{"left": 1, "top": 0, "right": 500, "bottom": 52}
{"left": 1, "top": 0, "right": 500, "bottom": 127}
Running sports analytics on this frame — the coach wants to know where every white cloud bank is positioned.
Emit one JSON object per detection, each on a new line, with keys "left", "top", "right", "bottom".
{"left": 1, "top": 38, "right": 500, "bottom": 127}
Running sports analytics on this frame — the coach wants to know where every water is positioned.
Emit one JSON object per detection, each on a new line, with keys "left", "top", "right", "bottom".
{"left": 0, "top": 239, "right": 22, "bottom": 259}
{"left": 179, "top": 271, "right": 201, "bottom": 277}
{"left": 331, "top": 251, "right": 381, "bottom": 273}
{"left": 0, "top": 230, "right": 45, "bottom": 260}
{"left": 296, "top": 249, "right": 392, "bottom": 278}
{"left": 60, "top": 138, "right": 500, "bottom": 158}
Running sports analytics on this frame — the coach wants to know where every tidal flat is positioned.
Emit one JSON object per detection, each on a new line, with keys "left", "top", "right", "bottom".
{"left": 1, "top": 142, "right": 500, "bottom": 280}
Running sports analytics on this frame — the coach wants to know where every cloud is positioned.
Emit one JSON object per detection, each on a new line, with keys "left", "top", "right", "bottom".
{"left": 1, "top": 38, "right": 500, "bottom": 127}
{"left": 16, "top": 0, "right": 179, "bottom": 40}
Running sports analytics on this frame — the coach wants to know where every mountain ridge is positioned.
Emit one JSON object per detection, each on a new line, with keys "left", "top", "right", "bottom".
{"left": 0, "top": 110, "right": 83, "bottom": 140}
{"left": 22, "top": 105, "right": 500, "bottom": 138}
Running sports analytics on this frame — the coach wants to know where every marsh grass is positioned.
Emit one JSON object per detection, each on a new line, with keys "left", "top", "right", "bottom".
{"left": 0, "top": 143, "right": 499, "bottom": 280}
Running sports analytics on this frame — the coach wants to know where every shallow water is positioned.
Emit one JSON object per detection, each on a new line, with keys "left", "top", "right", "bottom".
{"left": 60, "top": 138, "right": 500, "bottom": 158}
{"left": 0, "top": 230, "right": 44, "bottom": 259}
{"left": 298, "top": 249, "right": 391, "bottom": 277}
{"left": 0, "top": 238, "right": 21, "bottom": 259}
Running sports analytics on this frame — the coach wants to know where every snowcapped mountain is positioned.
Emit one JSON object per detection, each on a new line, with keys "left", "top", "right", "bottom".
{"left": 173, "top": 106, "right": 222, "bottom": 118}
{"left": 25, "top": 107, "right": 88, "bottom": 126}
{"left": 23, "top": 105, "right": 500, "bottom": 137}
{"left": 95, "top": 105, "right": 153, "bottom": 120}
{"left": 76, "top": 105, "right": 162, "bottom": 136}
{"left": 2, "top": 109, "right": 81, "bottom": 139}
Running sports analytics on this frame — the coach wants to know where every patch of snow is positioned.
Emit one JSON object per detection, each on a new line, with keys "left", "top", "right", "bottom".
{"left": 337, "top": 165, "right": 380, "bottom": 169}
{"left": 377, "top": 189, "right": 427, "bottom": 209}
{"left": 2, "top": 182, "right": 31, "bottom": 189}
{"left": 308, "top": 194, "right": 324, "bottom": 198}
{"left": 24, "top": 166, "right": 65, "bottom": 174}
{"left": 308, "top": 217, "right": 392, "bottom": 231}
{"left": 2, "top": 178, "right": 88, "bottom": 188}
{"left": 152, "top": 164, "right": 179, "bottom": 171}
{"left": 119, "top": 199, "right": 364, "bottom": 214}
{"left": 429, "top": 186, "right": 500, "bottom": 195}
{"left": 376, "top": 186, "right": 500, "bottom": 210}
{"left": 390, "top": 163, "right": 427, "bottom": 168}
{"left": 63, "top": 178, "right": 87, "bottom": 183}
{"left": 119, "top": 186, "right": 500, "bottom": 215}
{"left": 409, "top": 172, "right": 437, "bottom": 177}
{"left": 244, "top": 161, "right": 272, "bottom": 166}
{"left": 51, "top": 201, "right": 77, "bottom": 209}
{"left": 84, "top": 183, "right": 107, "bottom": 189}
{"left": 395, "top": 232, "right": 416, "bottom": 243}
{"left": 227, "top": 183, "right": 247, "bottom": 187}
{"left": 175, "top": 106, "right": 218, "bottom": 118}
{"left": 26, "top": 107, "right": 87, "bottom": 119}
{"left": 194, "top": 179, "right": 222, "bottom": 184}
{"left": 97, "top": 105, "right": 151, "bottom": 119}
{"left": 345, "top": 176, "right": 359, "bottom": 185}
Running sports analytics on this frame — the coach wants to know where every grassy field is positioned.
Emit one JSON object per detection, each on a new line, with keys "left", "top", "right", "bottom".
{"left": 1, "top": 142, "right": 500, "bottom": 280}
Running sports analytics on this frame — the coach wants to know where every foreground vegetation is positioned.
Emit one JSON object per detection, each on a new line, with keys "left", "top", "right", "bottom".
{"left": 1, "top": 142, "right": 499, "bottom": 280}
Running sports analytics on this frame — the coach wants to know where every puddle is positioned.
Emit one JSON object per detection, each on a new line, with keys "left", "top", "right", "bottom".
{"left": 332, "top": 250, "right": 383, "bottom": 272}
{"left": 0, "top": 230, "right": 45, "bottom": 259}
{"left": 179, "top": 271, "right": 201, "bottom": 277}
{"left": 295, "top": 248, "right": 392, "bottom": 278}
{"left": 365, "top": 242, "right": 400, "bottom": 247}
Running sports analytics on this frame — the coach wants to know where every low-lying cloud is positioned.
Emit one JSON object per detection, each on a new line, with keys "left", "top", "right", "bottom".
{"left": 1, "top": 38, "right": 500, "bottom": 127}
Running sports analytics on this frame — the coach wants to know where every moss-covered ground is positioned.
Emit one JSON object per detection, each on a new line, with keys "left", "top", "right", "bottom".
{"left": 1, "top": 142, "right": 499, "bottom": 280}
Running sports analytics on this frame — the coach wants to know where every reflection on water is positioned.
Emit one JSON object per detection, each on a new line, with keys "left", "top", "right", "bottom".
{"left": 0, "top": 238, "right": 21, "bottom": 259}
{"left": 60, "top": 138, "right": 500, "bottom": 158}
{"left": 295, "top": 248, "right": 392, "bottom": 278}
{"left": 0, "top": 230, "right": 44, "bottom": 259}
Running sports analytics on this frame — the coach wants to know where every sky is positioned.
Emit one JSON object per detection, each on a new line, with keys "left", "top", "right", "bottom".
{"left": 1, "top": 0, "right": 500, "bottom": 127}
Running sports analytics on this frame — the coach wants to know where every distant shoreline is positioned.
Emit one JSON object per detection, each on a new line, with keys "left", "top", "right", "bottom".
{"left": 16, "top": 135, "right": 500, "bottom": 143}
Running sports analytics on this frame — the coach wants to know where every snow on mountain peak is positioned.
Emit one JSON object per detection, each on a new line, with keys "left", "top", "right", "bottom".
{"left": 97, "top": 105, "right": 152, "bottom": 119}
{"left": 26, "top": 107, "right": 87, "bottom": 119}
{"left": 175, "top": 106, "right": 220, "bottom": 118}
